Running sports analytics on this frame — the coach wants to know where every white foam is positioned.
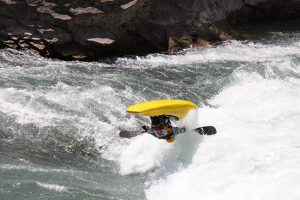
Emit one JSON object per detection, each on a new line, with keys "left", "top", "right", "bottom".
{"left": 0, "top": 82, "right": 135, "bottom": 149}
{"left": 103, "top": 38, "right": 300, "bottom": 200}
{"left": 107, "top": 109, "right": 203, "bottom": 175}
{"left": 0, "top": 163, "right": 77, "bottom": 173}
{"left": 145, "top": 72, "right": 300, "bottom": 200}
{"left": 115, "top": 39, "right": 300, "bottom": 68}
{"left": 36, "top": 181, "right": 67, "bottom": 192}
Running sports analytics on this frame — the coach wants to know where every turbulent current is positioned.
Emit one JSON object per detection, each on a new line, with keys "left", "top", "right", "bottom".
{"left": 0, "top": 30, "right": 299, "bottom": 200}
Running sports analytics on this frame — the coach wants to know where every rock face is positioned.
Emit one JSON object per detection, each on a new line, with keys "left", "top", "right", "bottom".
{"left": 0, "top": 0, "right": 300, "bottom": 60}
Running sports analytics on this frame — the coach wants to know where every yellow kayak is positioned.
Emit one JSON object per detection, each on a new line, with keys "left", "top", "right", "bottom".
{"left": 126, "top": 99, "right": 197, "bottom": 118}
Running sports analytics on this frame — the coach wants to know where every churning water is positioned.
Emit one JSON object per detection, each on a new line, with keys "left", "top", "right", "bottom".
{"left": 0, "top": 30, "right": 299, "bottom": 200}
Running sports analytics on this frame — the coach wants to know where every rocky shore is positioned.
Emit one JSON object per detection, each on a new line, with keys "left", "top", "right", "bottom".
{"left": 0, "top": 0, "right": 300, "bottom": 60}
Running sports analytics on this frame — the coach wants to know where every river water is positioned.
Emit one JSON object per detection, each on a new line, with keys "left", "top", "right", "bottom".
{"left": 0, "top": 28, "right": 299, "bottom": 200}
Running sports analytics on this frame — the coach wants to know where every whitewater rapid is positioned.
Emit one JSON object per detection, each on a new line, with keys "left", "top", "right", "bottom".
{"left": 108, "top": 37, "right": 300, "bottom": 199}
{"left": 145, "top": 74, "right": 300, "bottom": 200}
{"left": 0, "top": 31, "right": 299, "bottom": 200}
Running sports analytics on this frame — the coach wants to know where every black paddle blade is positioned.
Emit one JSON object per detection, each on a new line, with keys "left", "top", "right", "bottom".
{"left": 119, "top": 130, "right": 143, "bottom": 138}
{"left": 194, "top": 126, "right": 217, "bottom": 135}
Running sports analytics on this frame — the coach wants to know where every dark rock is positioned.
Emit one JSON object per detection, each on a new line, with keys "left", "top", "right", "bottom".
{"left": 37, "top": 26, "right": 72, "bottom": 45}
{"left": 19, "top": 41, "right": 30, "bottom": 48}
{"left": 87, "top": 38, "right": 115, "bottom": 45}
{"left": 1, "top": 39, "right": 14, "bottom": 44}
{"left": 36, "top": 6, "right": 53, "bottom": 14}
{"left": 0, "top": 0, "right": 16, "bottom": 5}
{"left": 6, "top": 26, "right": 33, "bottom": 38}
{"left": 52, "top": 42, "right": 95, "bottom": 60}
{"left": 69, "top": 7, "right": 103, "bottom": 15}
{"left": 168, "top": 35, "right": 193, "bottom": 53}
{"left": 0, "top": 16, "right": 16, "bottom": 27}
{"left": 120, "top": 0, "right": 138, "bottom": 9}
{"left": 29, "top": 41, "right": 46, "bottom": 50}
{"left": 49, "top": 12, "right": 72, "bottom": 21}
{"left": 0, "top": 0, "right": 299, "bottom": 60}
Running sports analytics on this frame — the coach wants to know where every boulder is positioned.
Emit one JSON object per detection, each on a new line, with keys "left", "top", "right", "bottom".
{"left": 0, "top": 0, "right": 299, "bottom": 60}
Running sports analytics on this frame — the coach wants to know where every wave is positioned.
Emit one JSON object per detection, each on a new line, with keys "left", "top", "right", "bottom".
{"left": 0, "top": 31, "right": 299, "bottom": 200}
{"left": 36, "top": 181, "right": 67, "bottom": 192}
{"left": 143, "top": 73, "right": 300, "bottom": 200}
